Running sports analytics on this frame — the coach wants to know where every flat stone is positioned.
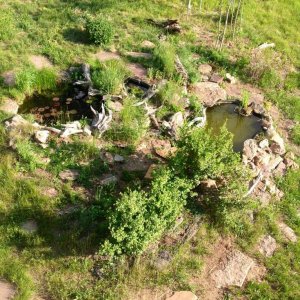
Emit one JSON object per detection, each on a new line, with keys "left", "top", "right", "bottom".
{"left": 1, "top": 71, "right": 16, "bottom": 87}
{"left": 141, "top": 40, "right": 156, "bottom": 49}
{"left": 259, "top": 139, "right": 269, "bottom": 149}
{"left": 211, "top": 249, "right": 254, "bottom": 288}
{"left": 108, "top": 101, "right": 123, "bottom": 112}
{"left": 152, "top": 139, "right": 176, "bottom": 159}
{"left": 21, "top": 220, "right": 38, "bottom": 233}
{"left": 59, "top": 169, "right": 79, "bottom": 181}
{"left": 114, "top": 154, "right": 124, "bottom": 163}
{"left": 4, "top": 114, "right": 30, "bottom": 130}
{"left": 198, "top": 64, "right": 212, "bottom": 76}
{"left": 127, "top": 63, "right": 148, "bottom": 79}
{"left": 35, "top": 130, "right": 50, "bottom": 144}
{"left": 209, "top": 73, "right": 223, "bottom": 84}
{"left": 278, "top": 222, "right": 297, "bottom": 243}
{"left": 0, "top": 281, "right": 15, "bottom": 300}
{"left": 193, "top": 82, "right": 227, "bottom": 107}
{"left": 93, "top": 51, "right": 121, "bottom": 62}
{"left": 0, "top": 99, "right": 19, "bottom": 115}
{"left": 29, "top": 55, "right": 53, "bottom": 69}
{"left": 100, "top": 174, "right": 118, "bottom": 185}
{"left": 169, "top": 112, "right": 184, "bottom": 136}
{"left": 166, "top": 291, "right": 198, "bottom": 300}
{"left": 258, "top": 235, "right": 277, "bottom": 257}
{"left": 41, "top": 187, "right": 58, "bottom": 198}
{"left": 243, "top": 139, "right": 259, "bottom": 161}
{"left": 125, "top": 51, "right": 152, "bottom": 59}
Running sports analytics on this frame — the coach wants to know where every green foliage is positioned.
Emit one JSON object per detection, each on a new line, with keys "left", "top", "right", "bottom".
{"left": 0, "top": 9, "right": 16, "bottom": 42}
{"left": 91, "top": 59, "right": 128, "bottom": 94}
{"left": 259, "top": 68, "right": 281, "bottom": 89}
{"left": 106, "top": 97, "right": 149, "bottom": 146}
{"left": 85, "top": 16, "right": 114, "bottom": 46}
{"left": 284, "top": 72, "right": 300, "bottom": 91}
{"left": 100, "top": 168, "right": 192, "bottom": 257}
{"left": 153, "top": 43, "right": 176, "bottom": 78}
{"left": 291, "top": 124, "right": 300, "bottom": 145}
{"left": 241, "top": 90, "right": 250, "bottom": 109}
{"left": 15, "top": 67, "right": 57, "bottom": 95}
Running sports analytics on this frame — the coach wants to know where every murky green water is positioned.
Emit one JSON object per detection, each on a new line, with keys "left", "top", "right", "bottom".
{"left": 206, "top": 103, "right": 263, "bottom": 152}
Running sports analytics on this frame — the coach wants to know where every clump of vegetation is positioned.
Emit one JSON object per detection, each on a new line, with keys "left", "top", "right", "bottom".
{"left": 15, "top": 67, "right": 57, "bottom": 96}
{"left": 153, "top": 42, "right": 176, "bottom": 78}
{"left": 292, "top": 124, "right": 300, "bottom": 145}
{"left": 284, "top": 72, "right": 300, "bottom": 91}
{"left": 259, "top": 68, "right": 281, "bottom": 89}
{"left": 0, "top": 9, "right": 16, "bottom": 42}
{"left": 106, "top": 97, "right": 149, "bottom": 146}
{"left": 85, "top": 16, "right": 114, "bottom": 46}
{"left": 91, "top": 59, "right": 128, "bottom": 94}
{"left": 241, "top": 90, "right": 250, "bottom": 109}
{"left": 100, "top": 168, "right": 192, "bottom": 257}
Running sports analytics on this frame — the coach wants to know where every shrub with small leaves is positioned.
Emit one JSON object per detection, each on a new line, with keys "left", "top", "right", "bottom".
{"left": 85, "top": 16, "right": 114, "bottom": 46}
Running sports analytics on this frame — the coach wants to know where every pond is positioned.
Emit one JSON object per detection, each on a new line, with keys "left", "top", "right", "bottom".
{"left": 206, "top": 103, "right": 263, "bottom": 152}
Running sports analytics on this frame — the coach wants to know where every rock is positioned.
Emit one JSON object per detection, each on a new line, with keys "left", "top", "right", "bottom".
{"left": 0, "top": 99, "right": 19, "bottom": 114}
{"left": 153, "top": 250, "right": 172, "bottom": 270}
{"left": 83, "top": 125, "right": 92, "bottom": 136}
{"left": 152, "top": 139, "right": 177, "bottom": 159}
{"left": 193, "top": 82, "right": 227, "bottom": 107}
{"left": 41, "top": 187, "right": 58, "bottom": 198}
{"left": 125, "top": 51, "right": 152, "bottom": 59}
{"left": 127, "top": 63, "right": 148, "bottom": 79}
{"left": 114, "top": 154, "right": 124, "bottom": 163}
{"left": 268, "top": 156, "right": 283, "bottom": 171}
{"left": 29, "top": 55, "right": 53, "bottom": 69}
{"left": 211, "top": 249, "right": 254, "bottom": 288}
{"left": 169, "top": 112, "right": 184, "bottom": 136}
{"left": 101, "top": 152, "right": 114, "bottom": 164}
{"left": 225, "top": 73, "right": 236, "bottom": 84}
{"left": 201, "top": 75, "right": 209, "bottom": 82}
{"left": 251, "top": 103, "right": 265, "bottom": 115}
{"left": 108, "top": 101, "right": 123, "bottom": 112}
{"left": 166, "top": 291, "right": 198, "bottom": 300}
{"left": 141, "top": 40, "right": 156, "bottom": 49}
{"left": 59, "top": 169, "right": 79, "bottom": 181}
{"left": 61, "top": 121, "right": 83, "bottom": 138}
{"left": 268, "top": 132, "right": 285, "bottom": 155}
{"left": 273, "top": 162, "right": 287, "bottom": 176}
{"left": 100, "top": 174, "right": 118, "bottom": 185}
{"left": 144, "top": 164, "right": 158, "bottom": 179}
{"left": 1, "top": 71, "right": 16, "bottom": 87}
{"left": 243, "top": 139, "right": 259, "bottom": 161}
{"left": 21, "top": 220, "right": 38, "bottom": 233}
{"left": 283, "top": 157, "right": 299, "bottom": 170}
{"left": 0, "top": 281, "right": 15, "bottom": 300}
{"left": 278, "top": 222, "right": 297, "bottom": 243}
{"left": 209, "top": 73, "right": 223, "bottom": 84}
{"left": 4, "top": 114, "right": 31, "bottom": 130}
{"left": 35, "top": 130, "right": 50, "bottom": 144}
{"left": 259, "top": 139, "right": 269, "bottom": 149}
{"left": 198, "top": 64, "right": 212, "bottom": 76}
{"left": 258, "top": 235, "right": 277, "bottom": 257}
{"left": 93, "top": 51, "right": 121, "bottom": 62}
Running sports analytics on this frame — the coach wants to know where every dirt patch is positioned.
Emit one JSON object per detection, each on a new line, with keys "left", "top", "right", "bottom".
{"left": 29, "top": 55, "right": 53, "bottom": 69}
{"left": 0, "top": 280, "right": 16, "bottom": 300}
{"left": 128, "top": 287, "right": 172, "bottom": 300}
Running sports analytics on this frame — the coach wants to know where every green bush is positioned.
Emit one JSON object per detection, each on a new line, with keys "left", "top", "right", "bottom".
{"left": 100, "top": 168, "right": 192, "bottom": 257}
{"left": 259, "top": 68, "right": 280, "bottom": 89}
{"left": 91, "top": 59, "right": 128, "bottom": 94}
{"left": 85, "top": 16, "right": 114, "bottom": 46}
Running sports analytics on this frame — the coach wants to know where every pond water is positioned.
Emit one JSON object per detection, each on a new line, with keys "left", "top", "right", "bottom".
{"left": 206, "top": 103, "right": 263, "bottom": 152}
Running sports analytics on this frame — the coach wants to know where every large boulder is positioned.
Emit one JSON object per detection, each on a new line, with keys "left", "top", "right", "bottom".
{"left": 192, "top": 82, "right": 227, "bottom": 107}
{"left": 0, "top": 99, "right": 19, "bottom": 115}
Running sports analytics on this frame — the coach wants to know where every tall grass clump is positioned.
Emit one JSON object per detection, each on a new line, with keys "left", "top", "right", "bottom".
{"left": 0, "top": 9, "right": 16, "bottom": 42}
{"left": 85, "top": 16, "right": 114, "bottom": 46}
{"left": 153, "top": 42, "right": 176, "bottom": 78}
{"left": 91, "top": 60, "right": 128, "bottom": 94}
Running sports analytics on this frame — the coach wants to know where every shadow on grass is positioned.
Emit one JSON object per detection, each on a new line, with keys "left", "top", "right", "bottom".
{"left": 63, "top": 28, "right": 90, "bottom": 45}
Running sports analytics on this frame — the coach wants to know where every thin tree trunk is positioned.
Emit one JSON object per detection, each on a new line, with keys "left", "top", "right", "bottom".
{"left": 230, "top": 0, "right": 236, "bottom": 33}
{"left": 233, "top": 0, "right": 242, "bottom": 38}
{"left": 187, "top": 0, "right": 192, "bottom": 15}
{"left": 215, "top": 0, "right": 224, "bottom": 48}
{"left": 219, "top": 0, "right": 231, "bottom": 50}
{"left": 199, "top": 0, "right": 203, "bottom": 12}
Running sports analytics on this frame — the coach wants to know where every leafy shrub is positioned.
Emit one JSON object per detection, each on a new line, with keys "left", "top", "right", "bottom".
{"left": 85, "top": 16, "right": 114, "bottom": 46}
{"left": 106, "top": 97, "right": 149, "bottom": 146}
{"left": 100, "top": 168, "right": 192, "bottom": 257}
{"left": 153, "top": 42, "right": 176, "bottom": 78}
{"left": 91, "top": 59, "right": 128, "bottom": 94}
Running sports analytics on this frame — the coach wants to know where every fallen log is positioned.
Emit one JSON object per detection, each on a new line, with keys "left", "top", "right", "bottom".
{"left": 147, "top": 19, "right": 181, "bottom": 34}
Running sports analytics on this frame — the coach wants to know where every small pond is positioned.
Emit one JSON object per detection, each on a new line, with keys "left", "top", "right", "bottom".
{"left": 206, "top": 103, "right": 263, "bottom": 152}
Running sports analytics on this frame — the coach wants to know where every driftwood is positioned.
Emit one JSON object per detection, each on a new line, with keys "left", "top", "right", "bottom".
{"left": 244, "top": 171, "right": 264, "bottom": 198}
{"left": 91, "top": 103, "right": 112, "bottom": 135}
{"left": 175, "top": 55, "right": 189, "bottom": 93}
{"left": 147, "top": 19, "right": 181, "bottom": 34}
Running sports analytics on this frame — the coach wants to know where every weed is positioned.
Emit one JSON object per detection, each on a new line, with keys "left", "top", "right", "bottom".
{"left": 153, "top": 43, "right": 176, "bottom": 78}
{"left": 241, "top": 90, "right": 250, "bottom": 109}
{"left": 291, "top": 124, "right": 300, "bottom": 145}
{"left": 91, "top": 60, "right": 128, "bottom": 94}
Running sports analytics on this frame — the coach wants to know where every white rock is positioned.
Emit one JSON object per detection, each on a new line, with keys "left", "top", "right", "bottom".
{"left": 225, "top": 73, "right": 236, "bottom": 84}
{"left": 0, "top": 281, "right": 15, "bottom": 300}
{"left": 259, "top": 139, "right": 269, "bottom": 149}
{"left": 211, "top": 249, "right": 254, "bottom": 288}
{"left": 0, "top": 99, "right": 19, "bottom": 114}
{"left": 35, "top": 130, "right": 50, "bottom": 144}
{"left": 170, "top": 112, "right": 184, "bottom": 135}
{"left": 243, "top": 139, "right": 259, "bottom": 161}
{"left": 198, "top": 64, "right": 213, "bottom": 75}
{"left": 59, "top": 169, "right": 79, "bottom": 181}
{"left": 141, "top": 40, "right": 156, "bottom": 49}
{"left": 278, "top": 222, "right": 297, "bottom": 243}
{"left": 114, "top": 154, "right": 124, "bottom": 163}
{"left": 258, "top": 235, "right": 277, "bottom": 257}
{"left": 100, "top": 174, "right": 118, "bottom": 185}
{"left": 83, "top": 125, "right": 92, "bottom": 136}
{"left": 166, "top": 291, "right": 198, "bottom": 300}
